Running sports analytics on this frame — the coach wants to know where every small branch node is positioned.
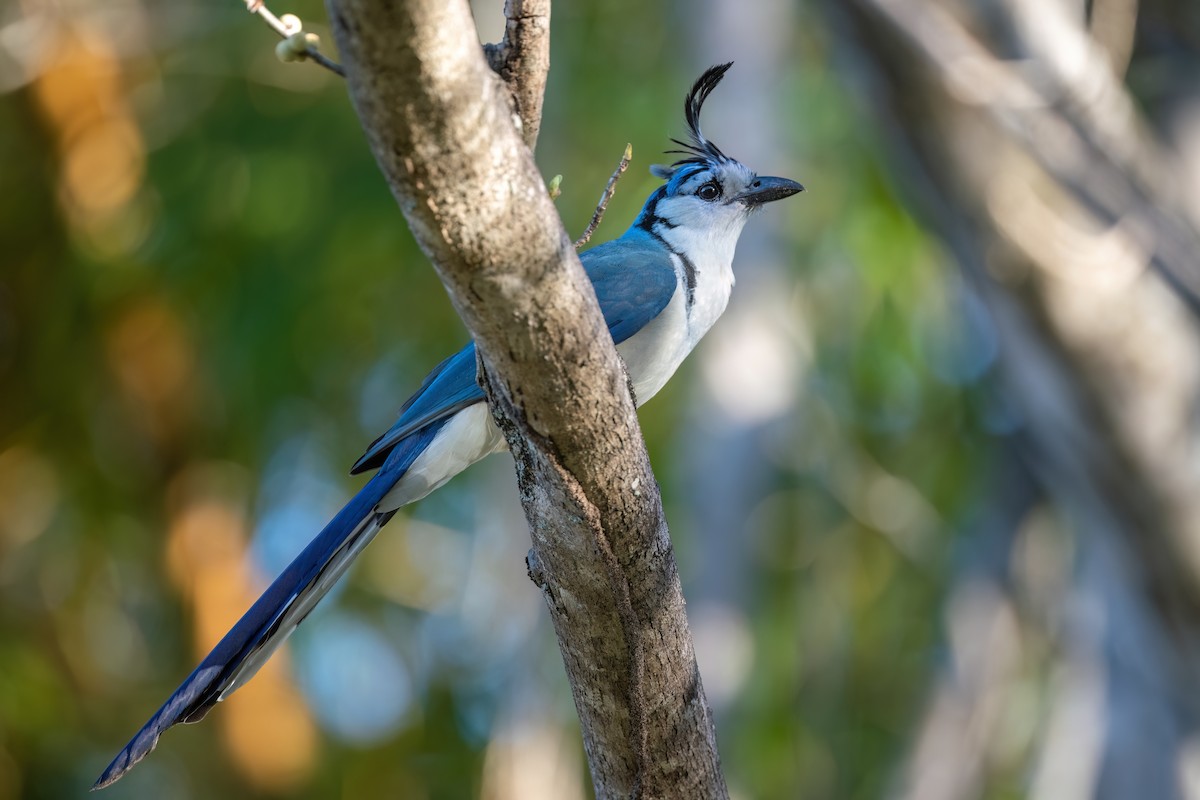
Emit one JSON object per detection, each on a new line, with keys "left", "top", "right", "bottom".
{"left": 279, "top": 12, "right": 302, "bottom": 34}
{"left": 526, "top": 547, "right": 547, "bottom": 589}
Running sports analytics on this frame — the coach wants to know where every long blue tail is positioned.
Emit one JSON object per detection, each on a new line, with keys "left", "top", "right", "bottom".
{"left": 94, "top": 421, "right": 446, "bottom": 790}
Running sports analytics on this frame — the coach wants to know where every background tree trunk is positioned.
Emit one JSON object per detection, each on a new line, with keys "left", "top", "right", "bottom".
{"left": 817, "top": 0, "right": 1200, "bottom": 795}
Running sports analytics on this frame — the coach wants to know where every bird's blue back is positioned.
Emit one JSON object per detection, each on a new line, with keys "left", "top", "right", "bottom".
{"left": 352, "top": 231, "right": 677, "bottom": 473}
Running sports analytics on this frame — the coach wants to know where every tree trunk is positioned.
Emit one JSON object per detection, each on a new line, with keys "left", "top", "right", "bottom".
{"left": 323, "top": 0, "right": 727, "bottom": 796}
{"left": 818, "top": 0, "right": 1200, "bottom": 795}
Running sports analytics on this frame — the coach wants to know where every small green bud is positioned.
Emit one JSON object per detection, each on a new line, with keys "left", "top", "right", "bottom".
{"left": 275, "top": 31, "right": 319, "bottom": 63}
{"left": 276, "top": 38, "right": 300, "bottom": 62}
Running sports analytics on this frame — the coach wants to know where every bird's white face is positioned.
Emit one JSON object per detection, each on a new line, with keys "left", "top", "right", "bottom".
{"left": 651, "top": 159, "right": 762, "bottom": 242}
{"left": 638, "top": 158, "right": 802, "bottom": 261}
{"left": 631, "top": 61, "right": 803, "bottom": 252}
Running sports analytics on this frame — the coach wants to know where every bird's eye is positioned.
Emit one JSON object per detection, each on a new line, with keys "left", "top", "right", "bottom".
{"left": 696, "top": 182, "right": 721, "bottom": 201}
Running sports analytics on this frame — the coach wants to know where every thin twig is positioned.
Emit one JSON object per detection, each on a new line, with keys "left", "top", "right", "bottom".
{"left": 293, "top": 44, "right": 346, "bottom": 77}
{"left": 575, "top": 143, "right": 633, "bottom": 249}
{"left": 246, "top": 0, "right": 346, "bottom": 77}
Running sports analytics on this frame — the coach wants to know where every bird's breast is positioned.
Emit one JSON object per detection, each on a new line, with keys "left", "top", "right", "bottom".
{"left": 618, "top": 252, "right": 733, "bottom": 405}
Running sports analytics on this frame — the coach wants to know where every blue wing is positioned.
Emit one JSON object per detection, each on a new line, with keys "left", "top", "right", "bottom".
{"left": 352, "top": 236, "right": 677, "bottom": 473}
{"left": 97, "top": 234, "right": 678, "bottom": 790}
{"left": 351, "top": 344, "right": 483, "bottom": 474}
{"left": 583, "top": 235, "right": 678, "bottom": 345}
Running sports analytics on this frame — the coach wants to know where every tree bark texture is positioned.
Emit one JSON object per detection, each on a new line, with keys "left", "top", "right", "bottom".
{"left": 323, "top": 0, "right": 727, "bottom": 797}
{"left": 483, "top": 0, "right": 551, "bottom": 151}
{"left": 818, "top": 0, "right": 1200, "bottom": 795}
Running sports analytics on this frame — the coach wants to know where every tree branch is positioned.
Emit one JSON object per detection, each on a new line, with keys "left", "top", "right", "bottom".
{"left": 857, "top": 0, "right": 1200, "bottom": 316}
{"left": 822, "top": 0, "right": 1200, "bottom": 788}
{"left": 575, "top": 143, "right": 632, "bottom": 249}
{"left": 323, "top": 0, "right": 726, "bottom": 796}
{"left": 483, "top": 0, "right": 551, "bottom": 150}
{"left": 247, "top": 0, "right": 346, "bottom": 77}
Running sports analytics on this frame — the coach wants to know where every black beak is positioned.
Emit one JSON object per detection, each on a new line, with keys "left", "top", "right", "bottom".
{"left": 738, "top": 176, "right": 805, "bottom": 206}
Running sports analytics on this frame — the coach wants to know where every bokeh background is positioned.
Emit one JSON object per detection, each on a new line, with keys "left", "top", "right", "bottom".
{"left": 4, "top": 0, "right": 1200, "bottom": 797}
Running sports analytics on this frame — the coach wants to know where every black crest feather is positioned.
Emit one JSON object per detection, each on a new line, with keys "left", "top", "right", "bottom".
{"left": 665, "top": 62, "right": 734, "bottom": 166}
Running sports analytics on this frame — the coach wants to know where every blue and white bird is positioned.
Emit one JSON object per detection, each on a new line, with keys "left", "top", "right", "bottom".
{"left": 96, "top": 62, "right": 802, "bottom": 788}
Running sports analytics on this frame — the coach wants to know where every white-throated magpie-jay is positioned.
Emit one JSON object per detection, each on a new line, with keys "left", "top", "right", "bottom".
{"left": 96, "top": 62, "right": 802, "bottom": 788}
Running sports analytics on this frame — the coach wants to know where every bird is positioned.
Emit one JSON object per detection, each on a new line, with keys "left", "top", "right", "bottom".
{"left": 95, "top": 61, "right": 803, "bottom": 789}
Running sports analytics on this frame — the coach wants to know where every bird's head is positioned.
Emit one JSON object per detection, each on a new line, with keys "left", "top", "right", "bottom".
{"left": 636, "top": 62, "right": 804, "bottom": 241}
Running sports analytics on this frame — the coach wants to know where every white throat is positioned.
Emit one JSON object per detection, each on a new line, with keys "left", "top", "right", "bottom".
{"left": 652, "top": 216, "right": 745, "bottom": 342}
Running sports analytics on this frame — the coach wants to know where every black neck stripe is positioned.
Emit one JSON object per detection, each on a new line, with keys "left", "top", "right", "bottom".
{"left": 635, "top": 187, "right": 668, "bottom": 233}
{"left": 637, "top": 186, "right": 695, "bottom": 308}
{"left": 645, "top": 224, "right": 696, "bottom": 309}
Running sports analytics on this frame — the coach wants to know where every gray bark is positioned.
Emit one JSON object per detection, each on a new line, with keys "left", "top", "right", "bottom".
{"left": 483, "top": 0, "right": 550, "bottom": 151}
{"left": 818, "top": 0, "right": 1200, "bottom": 795}
{"left": 323, "top": 0, "right": 727, "bottom": 796}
